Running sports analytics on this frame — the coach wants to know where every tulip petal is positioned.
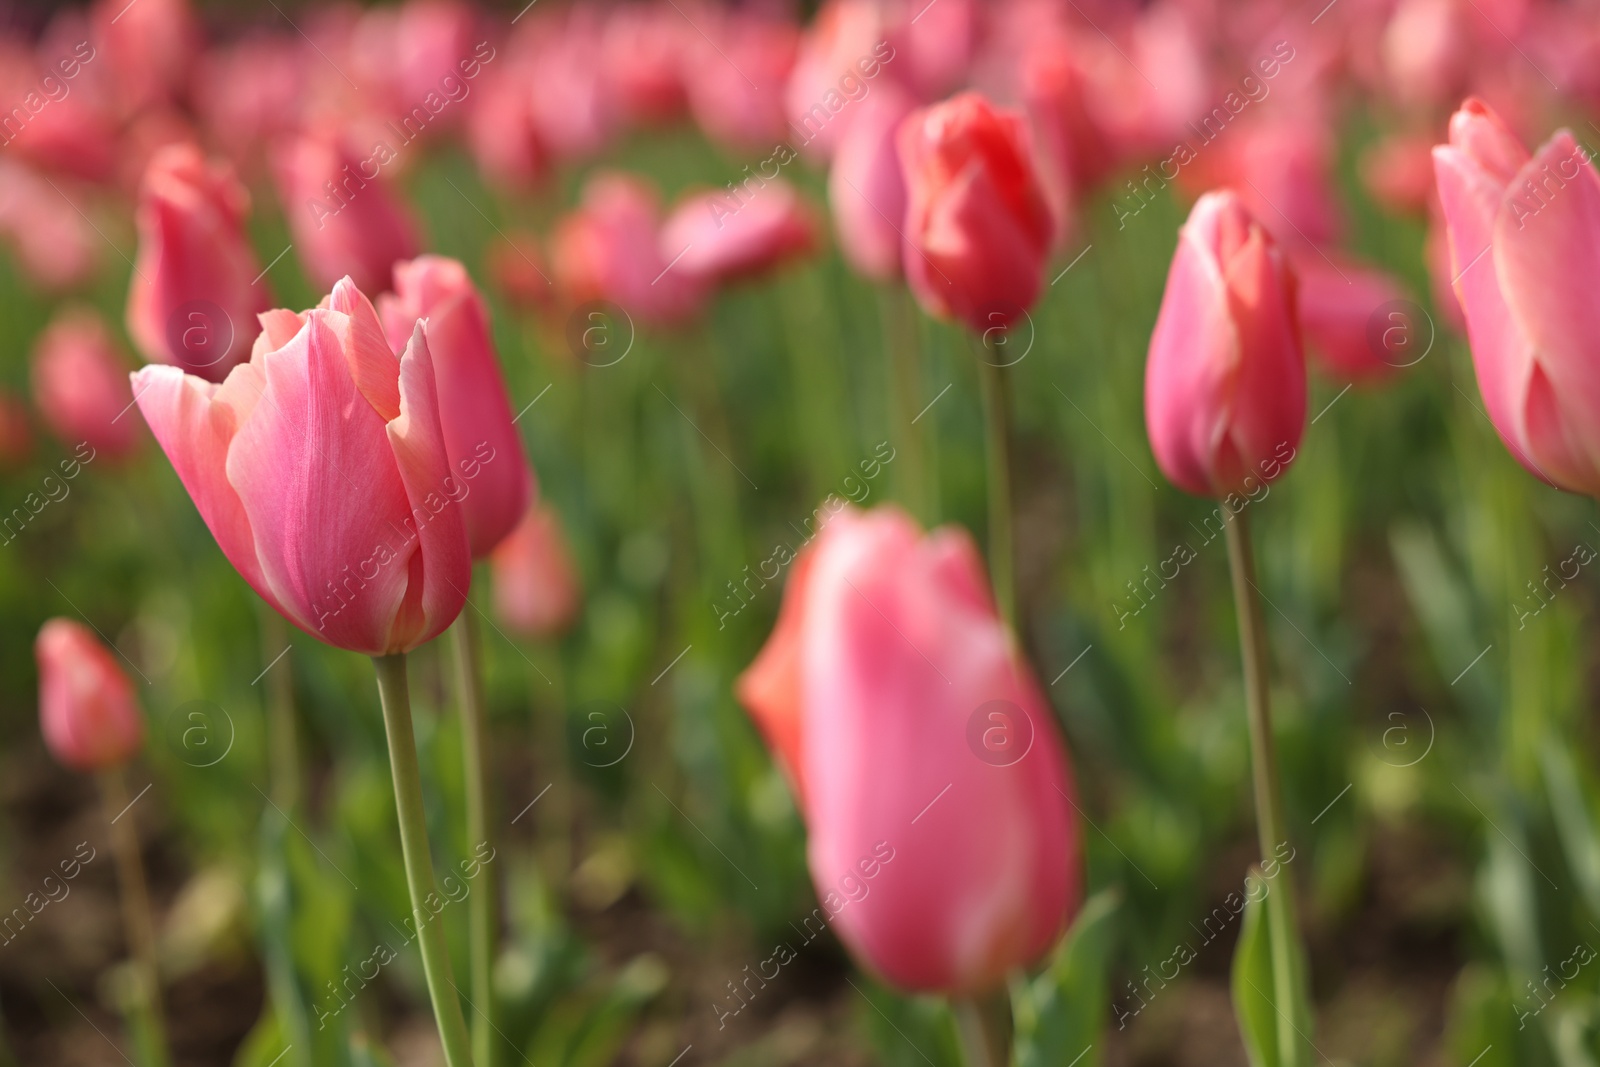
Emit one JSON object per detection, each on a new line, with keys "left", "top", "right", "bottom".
{"left": 328, "top": 277, "right": 403, "bottom": 422}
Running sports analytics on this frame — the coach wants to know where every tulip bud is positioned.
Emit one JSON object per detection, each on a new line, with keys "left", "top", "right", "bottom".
{"left": 31, "top": 308, "right": 144, "bottom": 460}
{"left": 37, "top": 618, "right": 144, "bottom": 772}
{"left": 660, "top": 180, "right": 820, "bottom": 287}
{"left": 828, "top": 81, "right": 914, "bottom": 282}
{"left": 378, "top": 256, "right": 534, "bottom": 558}
{"left": 127, "top": 144, "right": 272, "bottom": 382}
{"left": 897, "top": 92, "right": 1055, "bottom": 333}
{"left": 133, "top": 278, "right": 470, "bottom": 655}
{"left": 1144, "top": 190, "right": 1306, "bottom": 498}
{"left": 1292, "top": 251, "right": 1412, "bottom": 383}
{"left": 737, "top": 506, "right": 1080, "bottom": 994}
{"left": 1433, "top": 97, "right": 1600, "bottom": 496}
{"left": 489, "top": 503, "right": 581, "bottom": 638}
{"left": 273, "top": 129, "right": 421, "bottom": 294}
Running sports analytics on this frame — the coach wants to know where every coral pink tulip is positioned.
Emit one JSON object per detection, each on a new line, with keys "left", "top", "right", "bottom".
{"left": 601, "top": 2, "right": 688, "bottom": 127}
{"left": 90, "top": 0, "right": 199, "bottom": 110}
{"left": 660, "top": 180, "right": 820, "bottom": 286}
{"left": 828, "top": 81, "right": 915, "bottom": 281}
{"left": 31, "top": 309, "right": 143, "bottom": 459}
{"left": 1433, "top": 97, "right": 1600, "bottom": 496}
{"left": 737, "top": 505, "right": 1080, "bottom": 994}
{"left": 132, "top": 278, "right": 470, "bottom": 655}
{"left": 378, "top": 256, "right": 533, "bottom": 558}
{"left": 1293, "top": 251, "right": 1413, "bottom": 383}
{"left": 273, "top": 129, "right": 421, "bottom": 294}
{"left": 1145, "top": 190, "right": 1305, "bottom": 498}
{"left": 465, "top": 62, "right": 547, "bottom": 192}
{"left": 127, "top": 144, "right": 272, "bottom": 382}
{"left": 785, "top": 0, "right": 895, "bottom": 162}
{"left": 898, "top": 92, "right": 1055, "bottom": 333}
{"left": 490, "top": 503, "right": 581, "bottom": 638}
{"left": 37, "top": 618, "right": 144, "bottom": 772}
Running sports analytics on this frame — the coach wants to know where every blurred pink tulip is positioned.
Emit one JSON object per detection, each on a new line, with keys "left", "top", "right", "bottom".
{"left": 127, "top": 144, "right": 271, "bottom": 382}
{"left": 1360, "top": 132, "right": 1438, "bottom": 217}
{"left": 1433, "top": 98, "right": 1600, "bottom": 496}
{"left": 0, "top": 33, "right": 119, "bottom": 184}
{"left": 661, "top": 180, "right": 820, "bottom": 286}
{"left": 391, "top": 0, "right": 480, "bottom": 126}
{"left": 1292, "top": 251, "right": 1412, "bottom": 383}
{"left": 37, "top": 619, "right": 144, "bottom": 772}
{"left": 487, "top": 233, "right": 557, "bottom": 316}
{"left": 602, "top": 2, "right": 688, "bottom": 127}
{"left": 194, "top": 38, "right": 308, "bottom": 169}
{"left": 378, "top": 256, "right": 534, "bottom": 558}
{"left": 785, "top": 0, "right": 895, "bottom": 161}
{"left": 525, "top": 14, "right": 617, "bottom": 162}
{"left": 0, "top": 159, "right": 98, "bottom": 290}
{"left": 91, "top": 0, "right": 199, "bottom": 110}
{"left": 737, "top": 505, "right": 1080, "bottom": 995}
{"left": 551, "top": 173, "right": 706, "bottom": 326}
{"left": 490, "top": 503, "right": 581, "bottom": 638}
{"left": 889, "top": 0, "right": 978, "bottom": 101}
{"left": 898, "top": 92, "right": 1054, "bottom": 333}
{"left": 683, "top": 10, "right": 798, "bottom": 150}
{"left": 273, "top": 129, "right": 422, "bottom": 294}
{"left": 31, "top": 309, "right": 144, "bottom": 460}
{"left": 1145, "top": 190, "right": 1305, "bottom": 498}
{"left": 132, "top": 278, "right": 470, "bottom": 655}
{"left": 1183, "top": 117, "right": 1342, "bottom": 251}
{"left": 828, "top": 81, "right": 915, "bottom": 281}
{"left": 465, "top": 61, "right": 548, "bottom": 191}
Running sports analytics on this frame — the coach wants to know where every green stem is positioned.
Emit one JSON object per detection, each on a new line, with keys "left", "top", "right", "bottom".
{"left": 258, "top": 606, "right": 299, "bottom": 812}
{"left": 953, "top": 992, "right": 1011, "bottom": 1067}
{"left": 371, "top": 653, "right": 475, "bottom": 1067}
{"left": 450, "top": 607, "right": 497, "bottom": 1067}
{"left": 976, "top": 352, "right": 1016, "bottom": 631}
{"left": 881, "top": 286, "right": 932, "bottom": 523}
{"left": 1223, "top": 511, "right": 1304, "bottom": 1067}
{"left": 101, "top": 767, "right": 170, "bottom": 1067}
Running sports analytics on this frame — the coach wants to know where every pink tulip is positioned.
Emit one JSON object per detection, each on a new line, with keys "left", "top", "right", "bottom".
{"left": 551, "top": 172, "right": 706, "bottom": 326}
{"left": 31, "top": 309, "right": 144, "bottom": 460}
{"left": 601, "top": 2, "right": 688, "bottom": 127}
{"left": 1145, "top": 190, "right": 1305, "bottom": 499}
{"left": 273, "top": 128, "right": 421, "bottom": 294}
{"left": 1433, "top": 98, "right": 1600, "bottom": 496}
{"left": 90, "top": 0, "right": 200, "bottom": 110}
{"left": 1293, "top": 251, "right": 1413, "bottom": 383}
{"left": 127, "top": 144, "right": 272, "bottom": 382}
{"left": 683, "top": 10, "right": 798, "bottom": 151}
{"left": 378, "top": 256, "right": 533, "bottom": 558}
{"left": 487, "top": 232, "right": 557, "bottom": 316}
{"left": 465, "top": 60, "right": 548, "bottom": 192}
{"left": 194, "top": 38, "right": 309, "bottom": 170}
{"left": 391, "top": 0, "right": 479, "bottom": 127}
{"left": 37, "top": 619, "right": 144, "bottom": 772}
{"left": 490, "top": 503, "right": 581, "bottom": 638}
{"left": 828, "top": 80, "right": 915, "bottom": 281}
{"left": 1359, "top": 132, "right": 1437, "bottom": 217}
{"left": 785, "top": 0, "right": 895, "bottom": 161}
{"left": 525, "top": 14, "right": 617, "bottom": 162}
{"left": 132, "top": 278, "right": 470, "bottom": 655}
{"left": 898, "top": 92, "right": 1055, "bottom": 333}
{"left": 0, "top": 159, "right": 98, "bottom": 290}
{"left": 737, "top": 505, "right": 1080, "bottom": 994}
{"left": 660, "top": 180, "right": 820, "bottom": 287}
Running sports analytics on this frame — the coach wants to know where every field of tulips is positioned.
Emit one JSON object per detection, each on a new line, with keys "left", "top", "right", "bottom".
{"left": 5, "top": 0, "right": 1600, "bottom": 1064}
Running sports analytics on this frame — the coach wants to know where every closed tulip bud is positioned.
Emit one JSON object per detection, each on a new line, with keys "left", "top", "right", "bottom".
{"left": 273, "top": 129, "right": 421, "bottom": 294}
{"left": 37, "top": 618, "right": 144, "bottom": 772}
{"left": 378, "top": 256, "right": 534, "bottom": 558}
{"left": 1145, "top": 190, "right": 1306, "bottom": 498}
{"left": 1433, "top": 98, "right": 1600, "bottom": 496}
{"left": 489, "top": 503, "right": 581, "bottom": 638}
{"left": 737, "top": 506, "right": 1080, "bottom": 994}
{"left": 660, "top": 180, "right": 820, "bottom": 287}
{"left": 127, "top": 144, "right": 272, "bottom": 382}
{"left": 828, "top": 81, "right": 915, "bottom": 281}
{"left": 133, "top": 278, "right": 470, "bottom": 655}
{"left": 31, "top": 309, "right": 144, "bottom": 460}
{"left": 897, "top": 93, "right": 1055, "bottom": 333}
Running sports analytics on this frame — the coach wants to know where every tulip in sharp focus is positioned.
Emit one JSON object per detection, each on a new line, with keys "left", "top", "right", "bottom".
{"left": 490, "top": 503, "right": 581, "bottom": 638}
{"left": 897, "top": 92, "right": 1055, "bottom": 333}
{"left": 737, "top": 505, "right": 1080, "bottom": 994}
{"left": 660, "top": 180, "right": 820, "bottom": 287}
{"left": 378, "top": 256, "right": 533, "bottom": 558}
{"left": 133, "top": 278, "right": 470, "bottom": 655}
{"left": 37, "top": 618, "right": 144, "bottom": 772}
{"left": 1432, "top": 98, "right": 1600, "bottom": 496}
{"left": 1145, "top": 190, "right": 1306, "bottom": 499}
{"left": 127, "top": 144, "right": 272, "bottom": 382}
{"left": 32, "top": 309, "right": 144, "bottom": 460}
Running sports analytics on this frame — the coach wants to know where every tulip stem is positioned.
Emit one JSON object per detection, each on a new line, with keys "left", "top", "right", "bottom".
{"left": 953, "top": 991, "right": 1011, "bottom": 1067}
{"left": 371, "top": 653, "right": 476, "bottom": 1067}
{"left": 258, "top": 606, "right": 299, "bottom": 812}
{"left": 976, "top": 351, "right": 1017, "bottom": 631}
{"left": 449, "top": 608, "right": 498, "bottom": 1067}
{"left": 100, "top": 766, "right": 170, "bottom": 1067}
{"left": 1223, "top": 511, "right": 1305, "bottom": 1067}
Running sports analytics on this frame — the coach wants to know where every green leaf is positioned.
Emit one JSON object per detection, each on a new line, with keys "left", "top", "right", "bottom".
{"left": 1011, "top": 889, "right": 1120, "bottom": 1067}
{"left": 1230, "top": 879, "right": 1313, "bottom": 1067}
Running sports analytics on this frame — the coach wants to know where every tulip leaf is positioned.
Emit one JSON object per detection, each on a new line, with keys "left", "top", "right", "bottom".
{"left": 1230, "top": 876, "right": 1313, "bottom": 1067}
{"left": 1011, "top": 888, "right": 1120, "bottom": 1067}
